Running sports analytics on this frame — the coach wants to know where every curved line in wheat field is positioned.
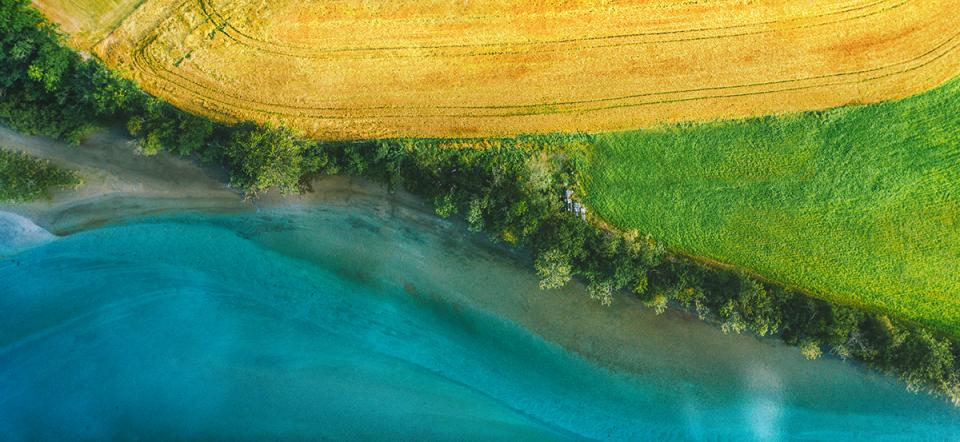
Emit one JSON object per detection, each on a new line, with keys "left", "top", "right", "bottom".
{"left": 196, "top": 0, "right": 905, "bottom": 59}
{"left": 132, "top": 32, "right": 960, "bottom": 118}
{"left": 97, "top": 0, "right": 960, "bottom": 137}
{"left": 201, "top": 0, "right": 885, "bottom": 50}
{"left": 130, "top": 24, "right": 960, "bottom": 118}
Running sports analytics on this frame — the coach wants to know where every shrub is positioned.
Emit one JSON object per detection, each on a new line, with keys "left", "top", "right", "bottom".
{"left": 0, "top": 149, "right": 80, "bottom": 202}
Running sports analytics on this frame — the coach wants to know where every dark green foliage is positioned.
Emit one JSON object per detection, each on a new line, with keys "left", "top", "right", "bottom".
{"left": 0, "top": 149, "right": 80, "bottom": 202}
{"left": 895, "top": 329, "right": 956, "bottom": 392}
{"left": 223, "top": 122, "right": 305, "bottom": 195}
{"left": 126, "top": 97, "right": 215, "bottom": 157}
{"left": 724, "top": 276, "right": 782, "bottom": 337}
{"left": 0, "top": 0, "right": 135, "bottom": 141}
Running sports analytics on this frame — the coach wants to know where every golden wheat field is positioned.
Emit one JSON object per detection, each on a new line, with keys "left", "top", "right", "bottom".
{"left": 36, "top": 0, "right": 960, "bottom": 139}
{"left": 32, "top": 0, "right": 143, "bottom": 49}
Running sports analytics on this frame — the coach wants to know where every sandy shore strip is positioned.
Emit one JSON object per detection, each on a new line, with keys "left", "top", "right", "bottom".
{"left": 0, "top": 126, "right": 249, "bottom": 233}
{"left": 0, "top": 125, "right": 422, "bottom": 235}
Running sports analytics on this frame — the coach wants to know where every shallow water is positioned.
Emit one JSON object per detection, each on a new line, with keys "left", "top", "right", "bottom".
{"left": 2, "top": 194, "right": 959, "bottom": 440}
{"left": 0, "top": 212, "right": 56, "bottom": 257}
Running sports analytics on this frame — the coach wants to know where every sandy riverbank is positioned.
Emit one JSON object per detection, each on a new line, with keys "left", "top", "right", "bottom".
{"left": 0, "top": 126, "right": 248, "bottom": 233}
{"left": 0, "top": 125, "right": 431, "bottom": 236}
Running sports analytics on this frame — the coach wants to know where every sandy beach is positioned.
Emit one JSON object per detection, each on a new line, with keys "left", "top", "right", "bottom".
{"left": 0, "top": 126, "right": 246, "bottom": 233}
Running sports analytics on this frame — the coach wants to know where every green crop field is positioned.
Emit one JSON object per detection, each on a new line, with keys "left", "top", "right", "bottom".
{"left": 585, "top": 77, "right": 960, "bottom": 336}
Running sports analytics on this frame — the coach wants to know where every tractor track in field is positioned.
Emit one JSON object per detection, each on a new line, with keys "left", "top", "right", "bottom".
{"left": 196, "top": 0, "right": 899, "bottom": 58}
{"left": 84, "top": 0, "right": 960, "bottom": 137}
{"left": 129, "top": 26, "right": 960, "bottom": 117}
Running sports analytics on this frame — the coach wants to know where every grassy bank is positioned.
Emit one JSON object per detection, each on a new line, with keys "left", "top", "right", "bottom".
{"left": 585, "top": 77, "right": 960, "bottom": 336}
{"left": 0, "top": 149, "right": 80, "bottom": 202}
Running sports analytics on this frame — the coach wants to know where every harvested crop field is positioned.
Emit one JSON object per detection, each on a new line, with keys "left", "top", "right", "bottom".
{"left": 32, "top": 0, "right": 143, "bottom": 49}
{"left": 36, "top": 0, "right": 960, "bottom": 139}
{"left": 585, "top": 77, "right": 960, "bottom": 336}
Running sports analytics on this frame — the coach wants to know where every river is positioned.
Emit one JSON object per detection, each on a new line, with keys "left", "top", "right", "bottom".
{"left": 1, "top": 130, "right": 959, "bottom": 440}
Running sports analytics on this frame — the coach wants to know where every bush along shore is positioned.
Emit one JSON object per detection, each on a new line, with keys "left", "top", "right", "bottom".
{"left": 0, "top": 148, "right": 80, "bottom": 202}
{"left": 3, "top": 0, "right": 958, "bottom": 404}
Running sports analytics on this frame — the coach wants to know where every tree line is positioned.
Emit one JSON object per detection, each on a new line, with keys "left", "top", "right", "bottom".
{"left": 309, "top": 138, "right": 960, "bottom": 405}
{"left": 2, "top": 0, "right": 958, "bottom": 405}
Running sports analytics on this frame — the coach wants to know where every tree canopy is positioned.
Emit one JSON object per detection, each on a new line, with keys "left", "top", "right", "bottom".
{"left": 0, "top": 149, "right": 80, "bottom": 202}
{"left": 223, "top": 122, "right": 305, "bottom": 195}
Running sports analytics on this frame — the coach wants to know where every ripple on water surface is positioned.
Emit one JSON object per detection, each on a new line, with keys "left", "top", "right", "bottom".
{"left": 1, "top": 206, "right": 959, "bottom": 440}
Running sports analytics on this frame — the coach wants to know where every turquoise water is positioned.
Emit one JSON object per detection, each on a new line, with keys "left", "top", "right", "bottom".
{"left": 2, "top": 198, "right": 959, "bottom": 440}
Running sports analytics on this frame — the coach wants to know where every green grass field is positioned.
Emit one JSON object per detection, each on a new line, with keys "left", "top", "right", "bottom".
{"left": 585, "top": 78, "right": 960, "bottom": 336}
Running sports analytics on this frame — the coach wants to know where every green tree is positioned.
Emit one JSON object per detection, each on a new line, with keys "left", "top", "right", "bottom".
{"left": 535, "top": 248, "right": 572, "bottom": 290}
{"left": 466, "top": 197, "right": 488, "bottom": 232}
{"left": 737, "top": 276, "right": 781, "bottom": 336}
{"left": 172, "top": 115, "right": 214, "bottom": 156}
{"left": 0, "top": 149, "right": 80, "bottom": 202}
{"left": 587, "top": 279, "right": 614, "bottom": 306}
{"left": 632, "top": 270, "right": 649, "bottom": 296}
{"left": 434, "top": 193, "right": 457, "bottom": 218}
{"left": 800, "top": 339, "right": 823, "bottom": 360}
{"left": 645, "top": 292, "right": 669, "bottom": 315}
{"left": 897, "top": 329, "right": 956, "bottom": 392}
{"left": 720, "top": 299, "right": 747, "bottom": 335}
{"left": 223, "top": 122, "right": 305, "bottom": 195}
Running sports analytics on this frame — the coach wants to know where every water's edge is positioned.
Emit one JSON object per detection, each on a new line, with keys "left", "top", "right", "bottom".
{"left": 2, "top": 128, "right": 959, "bottom": 439}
